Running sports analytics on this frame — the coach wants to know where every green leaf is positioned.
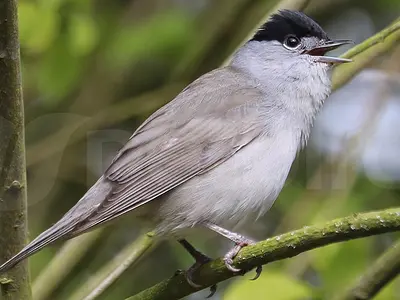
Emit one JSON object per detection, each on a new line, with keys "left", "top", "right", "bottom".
{"left": 224, "top": 270, "right": 313, "bottom": 300}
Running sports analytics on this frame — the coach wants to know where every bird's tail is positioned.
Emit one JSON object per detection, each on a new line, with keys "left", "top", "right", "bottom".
{"left": 0, "top": 177, "right": 112, "bottom": 273}
{"left": 0, "top": 222, "right": 75, "bottom": 273}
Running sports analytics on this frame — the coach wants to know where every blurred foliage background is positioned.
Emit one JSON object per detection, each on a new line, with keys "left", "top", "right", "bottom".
{"left": 13, "top": 0, "right": 400, "bottom": 299}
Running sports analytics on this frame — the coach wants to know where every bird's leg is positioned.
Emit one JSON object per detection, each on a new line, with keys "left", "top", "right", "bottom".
{"left": 204, "top": 222, "right": 262, "bottom": 280}
{"left": 178, "top": 239, "right": 217, "bottom": 298}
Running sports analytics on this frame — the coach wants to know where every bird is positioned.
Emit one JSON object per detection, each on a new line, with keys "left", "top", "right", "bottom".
{"left": 0, "top": 9, "right": 351, "bottom": 293}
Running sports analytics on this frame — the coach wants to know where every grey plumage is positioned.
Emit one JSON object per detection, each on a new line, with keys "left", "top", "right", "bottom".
{"left": 0, "top": 10, "right": 350, "bottom": 274}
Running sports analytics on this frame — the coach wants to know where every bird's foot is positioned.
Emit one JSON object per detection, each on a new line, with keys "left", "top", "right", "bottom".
{"left": 178, "top": 239, "right": 218, "bottom": 297}
{"left": 184, "top": 252, "right": 212, "bottom": 288}
{"left": 204, "top": 222, "right": 263, "bottom": 280}
{"left": 222, "top": 237, "right": 263, "bottom": 280}
{"left": 183, "top": 253, "right": 217, "bottom": 298}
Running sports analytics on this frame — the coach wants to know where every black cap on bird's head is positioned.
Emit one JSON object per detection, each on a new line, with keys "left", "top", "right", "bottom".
{"left": 251, "top": 10, "right": 352, "bottom": 64}
{"left": 252, "top": 10, "right": 328, "bottom": 43}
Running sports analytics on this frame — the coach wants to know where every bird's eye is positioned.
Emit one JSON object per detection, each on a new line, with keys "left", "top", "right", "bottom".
{"left": 283, "top": 35, "right": 301, "bottom": 50}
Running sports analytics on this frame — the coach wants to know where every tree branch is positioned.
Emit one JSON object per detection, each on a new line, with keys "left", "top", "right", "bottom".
{"left": 0, "top": 0, "right": 31, "bottom": 299}
{"left": 335, "top": 239, "right": 400, "bottom": 300}
{"left": 125, "top": 208, "right": 400, "bottom": 300}
{"left": 32, "top": 230, "right": 102, "bottom": 300}
{"left": 340, "top": 18, "right": 400, "bottom": 59}
{"left": 68, "top": 232, "right": 154, "bottom": 300}
{"left": 332, "top": 18, "right": 400, "bottom": 90}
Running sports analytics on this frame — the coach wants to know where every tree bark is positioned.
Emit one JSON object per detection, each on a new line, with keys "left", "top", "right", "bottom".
{"left": 0, "top": 0, "right": 31, "bottom": 299}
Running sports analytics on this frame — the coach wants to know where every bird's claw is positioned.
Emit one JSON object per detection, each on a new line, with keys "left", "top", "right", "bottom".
{"left": 250, "top": 265, "right": 262, "bottom": 280}
{"left": 179, "top": 248, "right": 218, "bottom": 297}
{"left": 184, "top": 269, "right": 218, "bottom": 298}
{"left": 174, "top": 269, "right": 184, "bottom": 276}
{"left": 184, "top": 270, "right": 218, "bottom": 298}
{"left": 223, "top": 242, "right": 263, "bottom": 280}
{"left": 206, "top": 284, "right": 217, "bottom": 298}
{"left": 223, "top": 257, "right": 241, "bottom": 273}
{"left": 184, "top": 270, "right": 202, "bottom": 288}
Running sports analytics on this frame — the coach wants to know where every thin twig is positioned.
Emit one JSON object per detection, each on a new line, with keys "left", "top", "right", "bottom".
{"left": 67, "top": 232, "right": 155, "bottom": 300}
{"left": 332, "top": 18, "right": 400, "bottom": 90}
{"left": 32, "top": 230, "right": 102, "bottom": 300}
{"left": 126, "top": 208, "right": 400, "bottom": 300}
{"left": 334, "top": 239, "right": 400, "bottom": 300}
{"left": 341, "top": 19, "right": 400, "bottom": 59}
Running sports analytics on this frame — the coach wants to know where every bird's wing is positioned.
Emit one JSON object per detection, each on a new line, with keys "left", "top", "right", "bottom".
{"left": 0, "top": 69, "right": 268, "bottom": 272}
{"left": 72, "top": 76, "right": 267, "bottom": 233}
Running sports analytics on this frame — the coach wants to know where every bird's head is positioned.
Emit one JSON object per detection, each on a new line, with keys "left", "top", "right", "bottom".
{"left": 250, "top": 10, "right": 352, "bottom": 66}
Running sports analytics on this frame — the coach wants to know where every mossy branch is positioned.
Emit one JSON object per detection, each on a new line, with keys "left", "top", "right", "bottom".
{"left": 126, "top": 208, "right": 400, "bottom": 300}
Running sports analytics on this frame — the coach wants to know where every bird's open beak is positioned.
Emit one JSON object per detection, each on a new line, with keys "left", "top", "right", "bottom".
{"left": 306, "top": 39, "right": 353, "bottom": 64}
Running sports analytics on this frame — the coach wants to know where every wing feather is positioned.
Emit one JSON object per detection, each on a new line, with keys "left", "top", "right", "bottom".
{"left": 73, "top": 126, "right": 261, "bottom": 233}
{"left": 71, "top": 69, "right": 267, "bottom": 234}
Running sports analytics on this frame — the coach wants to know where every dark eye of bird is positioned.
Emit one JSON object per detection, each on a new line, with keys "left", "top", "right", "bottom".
{"left": 283, "top": 35, "right": 301, "bottom": 49}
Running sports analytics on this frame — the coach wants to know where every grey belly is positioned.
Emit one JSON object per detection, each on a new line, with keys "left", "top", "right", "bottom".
{"left": 152, "top": 135, "right": 298, "bottom": 235}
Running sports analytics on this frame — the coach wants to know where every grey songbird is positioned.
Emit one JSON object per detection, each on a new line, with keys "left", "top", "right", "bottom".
{"left": 0, "top": 10, "right": 351, "bottom": 292}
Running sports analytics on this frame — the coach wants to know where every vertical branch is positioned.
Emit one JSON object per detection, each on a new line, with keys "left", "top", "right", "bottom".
{"left": 0, "top": 0, "right": 31, "bottom": 299}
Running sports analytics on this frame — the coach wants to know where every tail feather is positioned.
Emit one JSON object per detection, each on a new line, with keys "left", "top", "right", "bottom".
{"left": 0, "top": 177, "right": 113, "bottom": 273}
{"left": 0, "top": 225, "right": 73, "bottom": 273}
